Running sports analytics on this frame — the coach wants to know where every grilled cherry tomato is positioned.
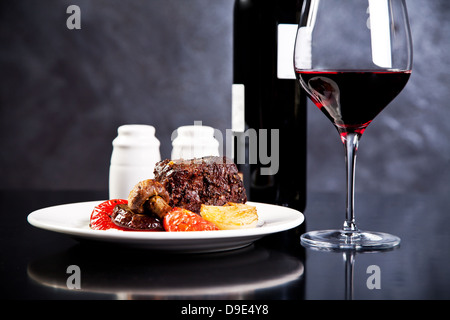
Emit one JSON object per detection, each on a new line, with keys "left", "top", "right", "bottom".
{"left": 163, "top": 207, "right": 219, "bottom": 232}
{"left": 90, "top": 199, "right": 128, "bottom": 231}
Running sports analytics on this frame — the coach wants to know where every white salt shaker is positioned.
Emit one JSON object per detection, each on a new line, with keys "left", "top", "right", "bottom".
{"left": 171, "top": 125, "right": 220, "bottom": 160}
{"left": 109, "top": 124, "right": 161, "bottom": 199}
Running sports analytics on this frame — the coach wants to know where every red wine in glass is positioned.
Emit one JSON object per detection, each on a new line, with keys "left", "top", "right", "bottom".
{"left": 295, "top": 0, "right": 412, "bottom": 250}
{"left": 296, "top": 70, "right": 411, "bottom": 138}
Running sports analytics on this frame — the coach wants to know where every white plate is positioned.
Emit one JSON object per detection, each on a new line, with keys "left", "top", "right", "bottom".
{"left": 27, "top": 201, "right": 304, "bottom": 253}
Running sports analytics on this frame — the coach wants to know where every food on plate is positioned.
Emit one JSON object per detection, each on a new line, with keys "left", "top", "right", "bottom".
{"left": 90, "top": 156, "right": 255, "bottom": 232}
{"left": 90, "top": 199, "right": 129, "bottom": 231}
{"left": 146, "top": 195, "right": 173, "bottom": 220}
{"left": 154, "top": 156, "right": 247, "bottom": 213}
{"left": 111, "top": 204, "right": 164, "bottom": 231}
{"left": 200, "top": 202, "right": 258, "bottom": 230}
{"left": 127, "top": 179, "right": 172, "bottom": 219}
{"left": 90, "top": 180, "right": 172, "bottom": 231}
{"left": 163, "top": 207, "right": 220, "bottom": 232}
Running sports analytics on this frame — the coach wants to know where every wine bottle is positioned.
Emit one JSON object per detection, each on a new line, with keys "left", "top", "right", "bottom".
{"left": 232, "top": 0, "right": 307, "bottom": 212}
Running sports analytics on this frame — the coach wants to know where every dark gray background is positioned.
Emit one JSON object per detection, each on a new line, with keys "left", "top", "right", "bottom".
{"left": 1, "top": 0, "right": 449, "bottom": 198}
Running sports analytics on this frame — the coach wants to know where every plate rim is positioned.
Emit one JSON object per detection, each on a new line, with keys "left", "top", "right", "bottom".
{"left": 27, "top": 200, "right": 304, "bottom": 247}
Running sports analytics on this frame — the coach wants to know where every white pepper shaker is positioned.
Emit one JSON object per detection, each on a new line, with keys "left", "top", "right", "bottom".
{"left": 171, "top": 125, "right": 220, "bottom": 160}
{"left": 109, "top": 124, "right": 161, "bottom": 199}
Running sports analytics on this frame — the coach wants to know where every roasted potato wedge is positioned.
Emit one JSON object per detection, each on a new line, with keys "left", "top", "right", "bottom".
{"left": 200, "top": 202, "right": 258, "bottom": 230}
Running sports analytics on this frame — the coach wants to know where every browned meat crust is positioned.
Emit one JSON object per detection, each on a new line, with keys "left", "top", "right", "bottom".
{"left": 154, "top": 156, "right": 247, "bottom": 213}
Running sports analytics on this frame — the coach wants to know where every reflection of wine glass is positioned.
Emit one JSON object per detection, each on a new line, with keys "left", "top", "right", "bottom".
{"left": 294, "top": 0, "right": 412, "bottom": 250}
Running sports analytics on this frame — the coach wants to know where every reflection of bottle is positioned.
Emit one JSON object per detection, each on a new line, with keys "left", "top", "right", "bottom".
{"left": 233, "top": 0, "right": 307, "bottom": 212}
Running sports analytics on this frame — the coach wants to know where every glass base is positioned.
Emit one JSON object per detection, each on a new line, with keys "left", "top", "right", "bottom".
{"left": 301, "top": 229, "right": 400, "bottom": 251}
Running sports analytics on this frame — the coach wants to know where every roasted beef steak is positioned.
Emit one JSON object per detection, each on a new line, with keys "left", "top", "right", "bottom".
{"left": 153, "top": 156, "right": 247, "bottom": 213}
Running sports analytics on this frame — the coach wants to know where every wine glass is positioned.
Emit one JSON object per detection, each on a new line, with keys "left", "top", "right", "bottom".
{"left": 294, "top": 0, "right": 412, "bottom": 250}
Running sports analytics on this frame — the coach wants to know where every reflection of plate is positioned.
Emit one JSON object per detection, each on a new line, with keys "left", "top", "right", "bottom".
{"left": 27, "top": 201, "right": 304, "bottom": 253}
{"left": 27, "top": 244, "right": 304, "bottom": 299}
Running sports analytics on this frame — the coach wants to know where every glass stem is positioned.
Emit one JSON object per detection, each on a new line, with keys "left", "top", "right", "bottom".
{"left": 342, "top": 132, "right": 360, "bottom": 233}
{"left": 344, "top": 250, "right": 355, "bottom": 300}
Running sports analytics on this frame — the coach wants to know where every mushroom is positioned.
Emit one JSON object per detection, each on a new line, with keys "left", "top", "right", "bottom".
{"left": 111, "top": 204, "right": 164, "bottom": 231}
{"left": 127, "top": 179, "right": 172, "bottom": 219}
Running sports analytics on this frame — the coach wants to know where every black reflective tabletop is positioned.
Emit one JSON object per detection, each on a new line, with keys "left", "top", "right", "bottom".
{"left": 1, "top": 190, "right": 449, "bottom": 300}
